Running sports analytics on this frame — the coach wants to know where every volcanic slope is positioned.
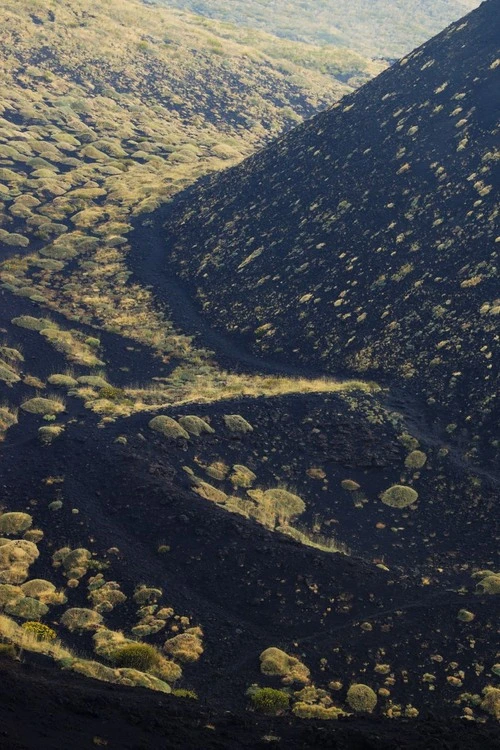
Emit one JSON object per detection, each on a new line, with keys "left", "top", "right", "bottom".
{"left": 159, "top": 0, "right": 499, "bottom": 469}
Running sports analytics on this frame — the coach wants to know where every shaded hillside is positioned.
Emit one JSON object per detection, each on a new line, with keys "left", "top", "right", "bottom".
{"left": 154, "top": 0, "right": 480, "bottom": 58}
{"left": 161, "top": 0, "right": 499, "bottom": 467}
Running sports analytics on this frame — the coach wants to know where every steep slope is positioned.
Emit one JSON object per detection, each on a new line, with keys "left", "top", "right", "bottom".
{"left": 158, "top": 0, "right": 499, "bottom": 467}
{"left": 154, "top": 0, "right": 480, "bottom": 58}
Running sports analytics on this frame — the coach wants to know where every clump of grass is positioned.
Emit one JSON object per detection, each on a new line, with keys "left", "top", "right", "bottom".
{"left": 48, "top": 374, "right": 78, "bottom": 388}
{"left": 110, "top": 642, "right": 160, "bottom": 671}
{"left": 250, "top": 687, "right": 290, "bottom": 715}
{"left": 178, "top": 415, "right": 214, "bottom": 436}
{"left": 38, "top": 425, "right": 65, "bottom": 445}
{"left": 260, "top": 647, "right": 310, "bottom": 686}
{"left": 60, "top": 608, "right": 103, "bottom": 632}
{"left": 149, "top": 415, "right": 189, "bottom": 440}
{"left": 0, "top": 512, "right": 33, "bottom": 536}
{"left": 164, "top": 631, "right": 204, "bottom": 663}
{"left": 404, "top": 450, "right": 427, "bottom": 469}
{"left": 346, "top": 684, "right": 377, "bottom": 713}
{"left": 380, "top": 484, "right": 418, "bottom": 508}
{"left": 223, "top": 414, "right": 253, "bottom": 433}
{"left": 21, "top": 397, "right": 65, "bottom": 416}
{"left": 12, "top": 316, "right": 56, "bottom": 331}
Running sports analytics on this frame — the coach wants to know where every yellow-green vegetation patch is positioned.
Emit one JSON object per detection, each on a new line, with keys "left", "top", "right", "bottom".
{"left": 260, "top": 647, "right": 310, "bottom": 685}
{"left": 12, "top": 316, "right": 57, "bottom": 331}
{"left": 5, "top": 595, "right": 49, "bottom": 620}
{"left": 0, "top": 347, "right": 24, "bottom": 363}
{"left": 0, "top": 406, "right": 18, "bottom": 439}
{"left": 38, "top": 425, "right": 65, "bottom": 445}
{"left": 404, "top": 450, "right": 427, "bottom": 470}
{"left": 21, "top": 397, "right": 65, "bottom": 416}
{"left": 40, "top": 328, "right": 104, "bottom": 367}
{"left": 0, "top": 540, "right": 39, "bottom": 584}
{"left": 474, "top": 571, "right": 500, "bottom": 595}
{"left": 346, "top": 683, "right": 377, "bottom": 713}
{"left": 341, "top": 479, "right": 360, "bottom": 491}
{"left": 223, "top": 414, "right": 254, "bottom": 433}
{"left": 0, "top": 360, "right": 21, "bottom": 384}
{"left": 380, "top": 484, "right": 418, "bottom": 508}
{"left": 205, "top": 461, "right": 229, "bottom": 481}
{"left": 53, "top": 547, "right": 92, "bottom": 580}
{"left": 48, "top": 374, "right": 78, "bottom": 388}
{"left": 60, "top": 607, "right": 104, "bottom": 632}
{"left": 164, "top": 630, "right": 204, "bottom": 664}
{"left": 250, "top": 687, "right": 290, "bottom": 715}
{"left": 0, "top": 512, "right": 33, "bottom": 535}
{"left": 457, "top": 609, "right": 475, "bottom": 622}
{"left": 229, "top": 464, "right": 257, "bottom": 488}
{"left": 110, "top": 642, "right": 160, "bottom": 671}
{"left": 149, "top": 415, "right": 189, "bottom": 440}
{"left": 178, "top": 415, "right": 214, "bottom": 436}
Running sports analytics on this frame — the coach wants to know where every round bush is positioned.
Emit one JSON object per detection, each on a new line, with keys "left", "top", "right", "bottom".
{"left": 22, "top": 621, "right": 56, "bottom": 641}
{"left": 0, "top": 513, "right": 33, "bottom": 536}
{"left": 111, "top": 643, "right": 160, "bottom": 671}
{"left": 404, "top": 450, "right": 427, "bottom": 470}
{"left": 149, "top": 415, "right": 189, "bottom": 440}
{"left": 250, "top": 687, "right": 290, "bottom": 714}
{"left": 346, "top": 683, "right": 377, "bottom": 713}
{"left": 380, "top": 485, "right": 418, "bottom": 508}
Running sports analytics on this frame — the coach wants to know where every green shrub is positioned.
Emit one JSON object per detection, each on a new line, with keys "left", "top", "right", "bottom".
{"left": 22, "top": 621, "right": 56, "bottom": 641}
{"left": 111, "top": 643, "right": 160, "bottom": 671}
{"left": 250, "top": 687, "right": 290, "bottom": 714}
{"left": 48, "top": 374, "right": 78, "bottom": 388}
{"left": 164, "top": 632, "right": 203, "bottom": 663}
{"left": 149, "top": 415, "right": 189, "bottom": 440}
{"left": 380, "top": 485, "right": 418, "bottom": 508}
{"left": 223, "top": 414, "right": 253, "bottom": 433}
{"left": 38, "top": 425, "right": 64, "bottom": 444}
{"left": 457, "top": 609, "right": 475, "bottom": 622}
{"left": 21, "top": 398, "right": 65, "bottom": 416}
{"left": 229, "top": 465, "right": 256, "bottom": 488}
{"left": 259, "top": 647, "right": 310, "bottom": 685}
{"left": 178, "top": 415, "right": 214, "bottom": 436}
{"left": 346, "top": 684, "right": 377, "bottom": 713}
{"left": 475, "top": 573, "right": 500, "bottom": 595}
{"left": 341, "top": 479, "right": 360, "bottom": 491}
{"left": 12, "top": 316, "right": 56, "bottom": 331}
{"left": 5, "top": 596, "right": 49, "bottom": 620}
{"left": 0, "top": 512, "right": 33, "bottom": 535}
{"left": 61, "top": 608, "right": 103, "bottom": 632}
{"left": 404, "top": 450, "right": 427, "bottom": 470}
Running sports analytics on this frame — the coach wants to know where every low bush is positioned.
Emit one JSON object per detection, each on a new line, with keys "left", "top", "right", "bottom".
{"left": 21, "top": 398, "right": 65, "bottom": 416}
{"left": 250, "top": 687, "right": 290, "bottom": 714}
{"left": 0, "top": 512, "right": 33, "bottom": 536}
{"left": 380, "top": 485, "right": 418, "bottom": 508}
{"left": 149, "top": 415, "right": 189, "bottom": 440}
{"left": 223, "top": 414, "right": 253, "bottom": 433}
{"left": 111, "top": 642, "right": 160, "bottom": 671}
{"left": 21, "top": 621, "right": 56, "bottom": 641}
{"left": 346, "top": 683, "right": 377, "bottom": 713}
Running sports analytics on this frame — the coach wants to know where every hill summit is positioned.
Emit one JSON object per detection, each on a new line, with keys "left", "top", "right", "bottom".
{"left": 161, "top": 0, "right": 499, "bottom": 464}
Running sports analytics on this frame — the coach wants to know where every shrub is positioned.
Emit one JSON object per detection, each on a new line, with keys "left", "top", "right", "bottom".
{"left": 404, "top": 450, "right": 427, "bottom": 470}
{"left": 48, "top": 374, "right": 78, "bottom": 388}
{"left": 0, "top": 584, "right": 23, "bottom": 608}
{"left": 260, "top": 647, "right": 310, "bottom": 685}
{"left": 341, "top": 479, "right": 360, "bottom": 492}
{"left": 12, "top": 316, "right": 56, "bottom": 331}
{"left": 21, "top": 398, "right": 65, "bottom": 416}
{"left": 5, "top": 596, "right": 49, "bottom": 620}
{"left": 346, "top": 684, "right": 377, "bottom": 713}
{"left": 205, "top": 461, "right": 229, "bottom": 481}
{"left": 250, "top": 687, "right": 290, "bottom": 714}
{"left": 38, "top": 425, "right": 64, "bottom": 444}
{"left": 0, "top": 513, "right": 33, "bottom": 536}
{"left": 380, "top": 485, "right": 418, "bottom": 508}
{"left": 193, "top": 480, "right": 228, "bottom": 504}
{"left": 481, "top": 687, "right": 500, "bottom": 720}
{"left": 61, "top": 608, "right": 103, "bottom": 632}
{"left": 475, "top": 573, "right": 500, "bottom": 595}
{"left": 223, "top": 414, "right": 253, "bottom": 434}
{"left": 457, "top": 609, "right": 475, "bottom": 622}
{"left": 163, "top": 632, "right": 203, "bottom": 663}
{"left": 111, "top": 643, "right": 160, "bottom": 671}
{"left": 149, "top": 415, "right": 189, "bottom": 440}
{"left": 23, "top": 529, "right": 44, "bottom": 543}
{"left": 133, "top": 586, "right": 162, "bottom": 605}
{"left": 21, "top": 621, "right": 56, "bottom": 641}
{"left": 178, "top": 415, "right": 214, "bottom": 436}
{"left": 229, "top": 465, "right": 256, "bottom": 488}
{"left": 293, "top": 702, "right": 345, "bottom": 719}
{"left": 0, "top": 540, "right": 39, "bottom": 584}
